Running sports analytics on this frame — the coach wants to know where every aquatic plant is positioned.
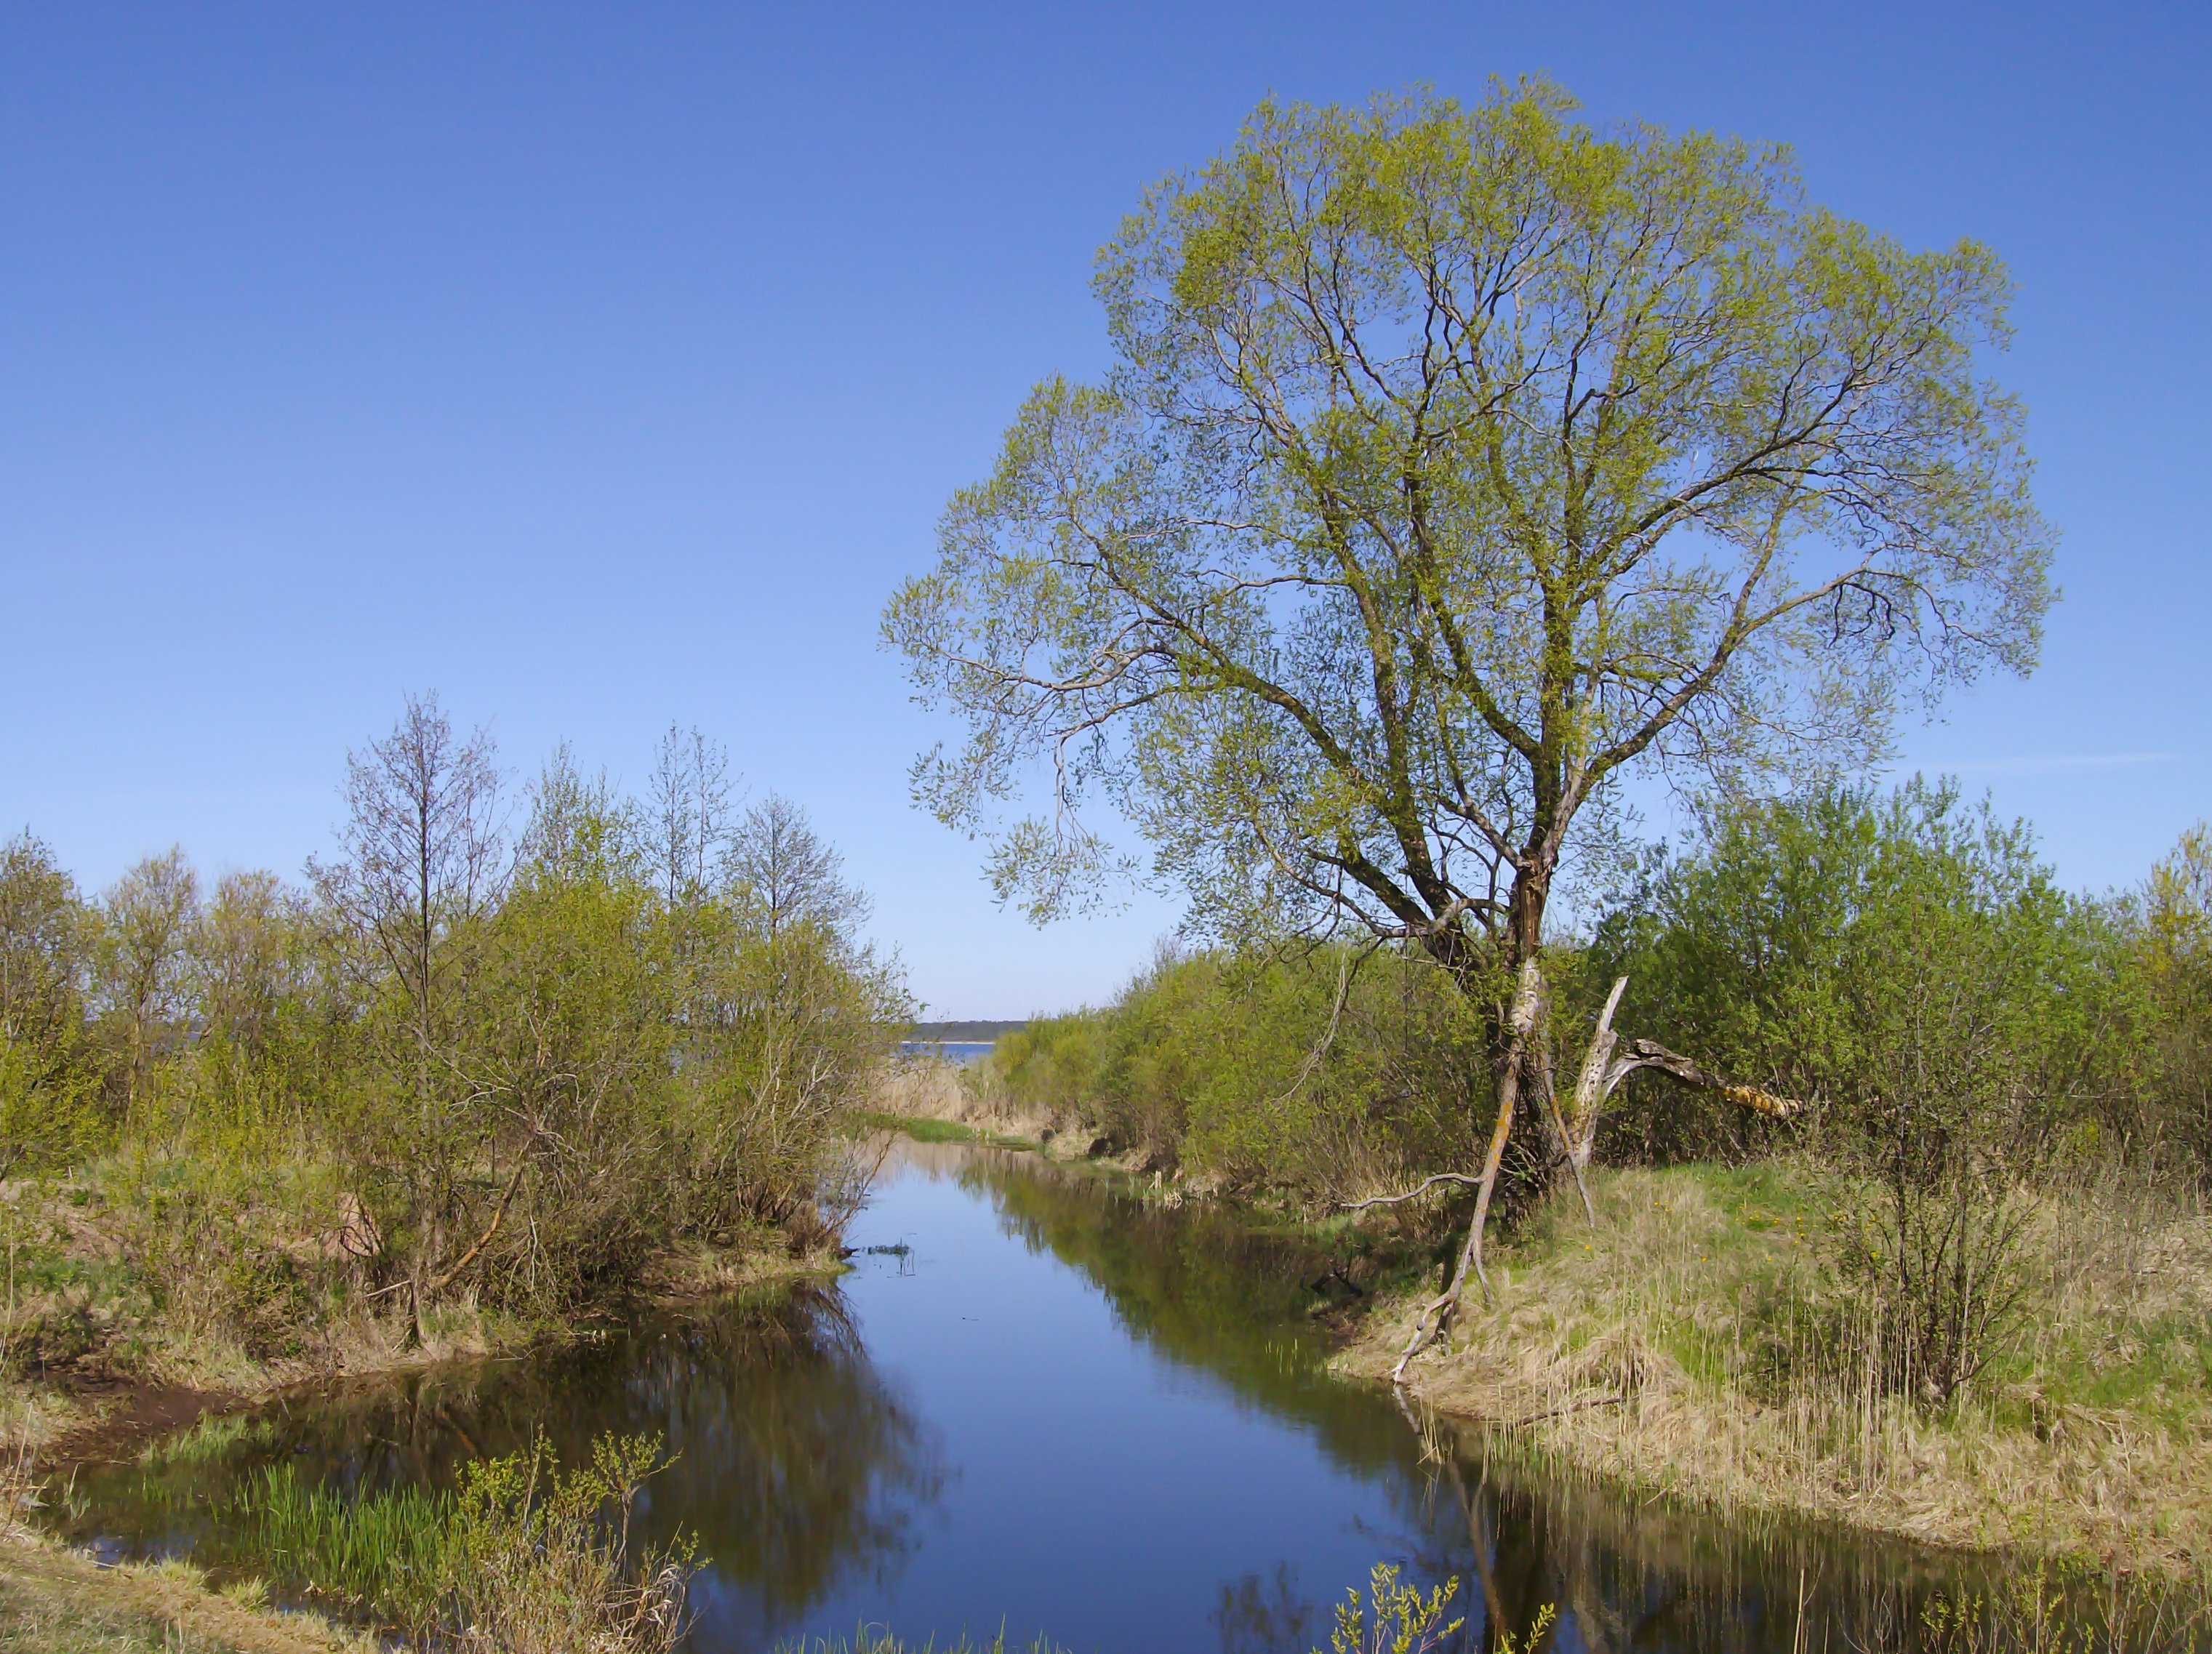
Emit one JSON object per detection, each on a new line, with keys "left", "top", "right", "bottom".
{"left": 234, "top": 1429, "right": 696, "bottom": 1652}
{"left": 1323, "top": 1563, "right": 1474, "bottom": 1654}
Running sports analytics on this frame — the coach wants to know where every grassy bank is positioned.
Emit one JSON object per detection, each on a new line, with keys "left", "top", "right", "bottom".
{"left": 1339, "top": 1163, "right": 2212, "bottom": 1578}
{"left": 2, "top": 1443, "right": 359, "bottom": 1654}
{"left": 0, "top": 1421, "right": 692, "bottom": 1653}
{"left": 0, "top": 1537, "right": 362, "bottom": 1654}
{"left": 1, "top": 1157, "right": 840, "bottom": 1465}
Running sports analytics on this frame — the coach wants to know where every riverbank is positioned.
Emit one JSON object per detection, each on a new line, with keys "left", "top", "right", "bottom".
{"left": 868, "top": 1059, "right": 1173, "bottom": 1175}
{"left": 1, "top": 1162, "right": 841, "bottom": 1466}
{"left": 864, "top": 1085, "right": 2212, "bottom": 1580}
{"left": 0, "top": 1529, "right": 364, "bottom": 1654}
{"left": 1, "top": 1219, "right": 833, "bottom": 1652}
{"left": 6, "top": 1252, "right": 842, "bottom": 1468}
{"left": 1334, "top": 1161, "right": 2212, "bottom": 1581}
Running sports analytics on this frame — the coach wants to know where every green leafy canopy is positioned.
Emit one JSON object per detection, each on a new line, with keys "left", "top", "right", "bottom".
{"left": 887, "top": 81, "right": 2053, "bottom": 971}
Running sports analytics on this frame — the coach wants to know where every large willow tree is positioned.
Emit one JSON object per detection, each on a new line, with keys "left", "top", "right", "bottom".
{"left": 886, "top": 84, "right": 2051, "bottom": 1352}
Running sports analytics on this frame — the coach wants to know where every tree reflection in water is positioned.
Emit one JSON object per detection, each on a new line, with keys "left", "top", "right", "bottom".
{"left": 955, "top": 1148, "right": 2032, "bottom": 1654}
{"left": 65, "top": 1144, "right": 2109, "bottom": 1654}
{"left": 63, "top": 1288, "right": 944, "bottom": 1647}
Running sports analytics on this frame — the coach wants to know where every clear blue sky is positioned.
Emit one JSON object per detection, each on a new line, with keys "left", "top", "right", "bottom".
{"left": 3, "top": 3, "right": 2205, "bottom": 1018}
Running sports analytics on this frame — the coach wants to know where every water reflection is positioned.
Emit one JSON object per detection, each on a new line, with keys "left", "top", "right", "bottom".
{"left": 66, "top": 1288, "right": 944, "bottom": 1647}
{"left": 945, "top": 1146, "right": 2028, "bottom": 1654}
{"left": 60, "top": 1141, "right": 2181, "bottom": 1653}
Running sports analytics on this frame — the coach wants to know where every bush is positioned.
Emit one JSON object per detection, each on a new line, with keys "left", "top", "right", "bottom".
{"left": 983, "top": 943, "right": 1483, "bottom": 1200}
{"left": 0, "top": 716, "right": 910, "bottom": 1370}
{"left": 1587, "top": 780, "right": 2187, "bottom": 1405}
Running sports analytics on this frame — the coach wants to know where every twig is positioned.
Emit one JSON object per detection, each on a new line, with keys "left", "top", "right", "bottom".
{"left": 1503, "top": 1392, "right": 1627, "bottom": 1429}
{"left": 1339, "top": 1172, "right": 1486, "bottom": 1212}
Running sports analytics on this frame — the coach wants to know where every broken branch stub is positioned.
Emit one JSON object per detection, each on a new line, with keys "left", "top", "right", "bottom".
{"left": 1371, "top": 971, "right": 1802, "bottom": 1386}
{"left": 1604, "top": 1038, "right": 1801, "bottom": 1120}
{"left": 1566, "top": 974, "right": 1629, "bottom": 1171}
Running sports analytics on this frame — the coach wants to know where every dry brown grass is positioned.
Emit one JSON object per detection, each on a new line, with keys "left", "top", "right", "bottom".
{"left": 0, "top": 1535, "right": 369, "bottom": 1654}
{"left": 2, "top": 1164, "right": 838, "bottom": 1471}
{"left": 872, "top": 1059, "right": 1117, "bottom": 1161}
{"left": 1337, "top": 1161, "right": 2212, "bottom": 1579}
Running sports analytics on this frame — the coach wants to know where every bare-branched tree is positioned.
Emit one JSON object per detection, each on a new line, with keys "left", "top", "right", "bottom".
{"left": 649, "top": 723, "right": 738, "bottom": 911}
{"left": 310, "top": 692, "right": 505, "bottom": 1334}
{"left": 95, "top": 847, "right": 201, "bottom": 1115}
{"left": 727, "top": 794, "right": 869, "bottom": 947}
{"left": 313, "top": 692, "right": 505, "bottom": 1068}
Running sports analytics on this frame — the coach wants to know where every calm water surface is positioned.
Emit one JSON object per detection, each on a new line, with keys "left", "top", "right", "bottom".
{"left": 894, "top": 1040, "right": 998, "bottom": 1065}
{"left": 68, "top": 1141, "right": 2035, "bottom": 1652}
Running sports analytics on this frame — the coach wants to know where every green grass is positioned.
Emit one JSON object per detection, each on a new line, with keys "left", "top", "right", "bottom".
{"left": 220, "top": 1430, "right": 694, "bottom": 1651}
{"left": 233, "top": 1461, "right": 457, "bottom": 1629}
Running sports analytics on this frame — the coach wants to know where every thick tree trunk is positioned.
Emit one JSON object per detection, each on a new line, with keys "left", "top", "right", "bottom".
{"left": 1385, "top": 963, "right": 1801, "bottom": 1384}
{"left": 1390, "top": 939, "right": 1548, "bottom": 1382}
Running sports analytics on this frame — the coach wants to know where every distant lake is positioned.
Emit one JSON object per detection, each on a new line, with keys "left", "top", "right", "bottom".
{"left": 898, "top": 1040, "right": 997, "bottom": 1065}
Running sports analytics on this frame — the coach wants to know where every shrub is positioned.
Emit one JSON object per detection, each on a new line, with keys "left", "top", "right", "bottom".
{"left": 983, "top": 944, "right": 1482, "bottom": 1200}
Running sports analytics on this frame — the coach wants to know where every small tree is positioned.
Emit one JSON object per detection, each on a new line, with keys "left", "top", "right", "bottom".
{"left": 726, "top": 794, "right": 868, "bottom": 948}
{"left": 310, "top": 693, "right": 505, "bottom": 1331}
{"left": 887, "top": 84, "right": 2052, "bottom": 1357}
{"left": 1600, "top": 783, "right": 2091, "bottom": 1403}
{"left": 94, "top": 847, "right": 201, "bottom": 1117}
{"left": 0, "top": 832, "right": 100, "bottom": 1175}
{"left": 647, "top": 723, "right": 737, "bottom": 913}
{"left": 2140, "top": 824, "right": 2212, "bottom": 1165}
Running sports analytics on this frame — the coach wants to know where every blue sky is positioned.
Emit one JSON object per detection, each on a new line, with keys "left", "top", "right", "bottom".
{"left": 2, "top": 3, "right": 2205, "bottom": 1017}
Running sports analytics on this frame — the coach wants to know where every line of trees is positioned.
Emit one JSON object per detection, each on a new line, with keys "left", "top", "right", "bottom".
{"left": 980, "top": 786, "right": 2212, "bottom": 1402}
{"left": 0, "top": 696, "right": 903, "bottom": 1357}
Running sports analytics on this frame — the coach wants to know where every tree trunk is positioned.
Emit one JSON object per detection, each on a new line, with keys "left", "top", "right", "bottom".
{"left": 1390, "top": 944, "right": 1549, "bottom": 1383}
{"left": 1387, "top": 960, "right": 1800, "bottom": 1384}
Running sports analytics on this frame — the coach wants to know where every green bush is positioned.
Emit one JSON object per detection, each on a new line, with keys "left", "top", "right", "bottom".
{"left": 0, "top": 710, "right": 907, "bottom": 1370}
{"left": 985, "top": 944, "right": 1482, "bottom": 1200}
{"left": 1584, "top": 780, "right": 2205, "bottom": 1403}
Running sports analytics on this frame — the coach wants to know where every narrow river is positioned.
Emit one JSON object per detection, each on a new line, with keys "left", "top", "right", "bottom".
{"left": 65, "top": 1139, "right": 2012, "bottom": 1652}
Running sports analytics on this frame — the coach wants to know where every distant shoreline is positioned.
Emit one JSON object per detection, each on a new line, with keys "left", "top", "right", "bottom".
{"left": 905, "top": 1019, "right": 1026, "bottom": 1043}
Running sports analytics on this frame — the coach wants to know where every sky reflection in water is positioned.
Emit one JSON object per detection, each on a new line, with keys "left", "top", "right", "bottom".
{"left": 68, "top": 1141, "right": 2007, "bottom": 1653}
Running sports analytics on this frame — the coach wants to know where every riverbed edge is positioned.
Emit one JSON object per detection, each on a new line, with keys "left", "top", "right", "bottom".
{"left": 9, "top": 1239, "right": 843, "bottom": 1469}
{"left": 1322, "top": 1198, "right": 2212, "bottom": 1588}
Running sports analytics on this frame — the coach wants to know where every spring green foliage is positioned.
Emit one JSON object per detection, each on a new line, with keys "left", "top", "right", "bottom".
{"left": 988, "top": 784, "right": 2212, "bottom": 1412}
{"left": 982, "top": 944, "right": 1482, "bottom": 1197}
{"left": 235, "top": 1431, "right": 693, "bottom": 1651}
{"left": 1590, "top": 781, "right": 2123, "bottom": 1158}
{"left": 1582, "top": 784, "right": 2211, "bottom": 1402}
{"left": 0, "top": 837, "right": 103, "bottom": 1179}
{"left": 1326, "top": 1565, "right": 1500, "bottom": 1654}
{"left": 887, "top": 81, "right": 2052, "bottom": 1182}
{"left": 0, "top": 701, "right": 903, "bottom": 1379}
